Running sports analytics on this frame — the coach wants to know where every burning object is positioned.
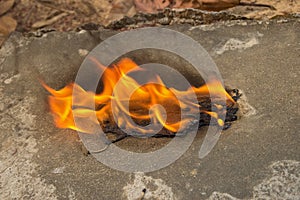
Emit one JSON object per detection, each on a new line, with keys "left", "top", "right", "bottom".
{"left": 42, "top": 57, "right": 239, "bottom": 142}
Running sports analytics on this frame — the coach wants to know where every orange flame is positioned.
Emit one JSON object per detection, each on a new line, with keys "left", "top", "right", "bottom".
{"left": 42, "top": 58, "right": 234, "bottom": 134}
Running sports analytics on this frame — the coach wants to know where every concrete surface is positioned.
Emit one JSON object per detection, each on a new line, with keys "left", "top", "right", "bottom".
{"left": 0, "top": 18, "right": 299, "bottom": 199}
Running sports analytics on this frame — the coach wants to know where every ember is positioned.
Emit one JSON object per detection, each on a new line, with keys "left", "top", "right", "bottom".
{"left": 42, "top": 58, "right": 239, "bottom": 139}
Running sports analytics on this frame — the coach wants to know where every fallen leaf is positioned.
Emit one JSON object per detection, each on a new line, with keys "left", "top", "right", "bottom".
{"left": 127, "top": 5, "right": 137, "bottom": 17}
{"left": 173, "top": 0, "right": 201, "bottom": 9}
{"left": 200, "top": 0, "right": 240, "bottom": 11}
{"left": 31, "top": 12, "right": 68, "bottom": 29}
{"left": 104, "top": 0, "right": 136, "bottom": 26}
{"left": 111, "top": 0, "right": 135, "bottom": 14}
{"left": 0, "top": 15, "right": 17, "bottom": 35}
{"left": 134, "top": 0, "right": 171, "bottom": 13}
{"left": 0, "top": 0, "right": 15, "bottom": 16}
{"left": 134, "top": 0, "right": 242, "bottom": 12}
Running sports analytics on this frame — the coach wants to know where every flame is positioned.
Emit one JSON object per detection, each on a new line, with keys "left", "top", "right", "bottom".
{"left": 42, "top": 58, "right": 235, "bottom": 134}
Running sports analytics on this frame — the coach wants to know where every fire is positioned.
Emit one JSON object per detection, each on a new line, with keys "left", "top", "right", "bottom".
{"left": 42, "top": 58, "right": 235, "bottom": 134}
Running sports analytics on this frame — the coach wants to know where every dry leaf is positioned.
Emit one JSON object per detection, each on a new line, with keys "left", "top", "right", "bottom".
{"left": 134, "top": 0, "right": 241, "bottom": 12}
{"left": 173, "top": 0, "right": 200, "bottom": 8}
{"left": 0, "top": 15, "right": 17, "bottom": 35}
{"left": 0, "top": 0, "right": 15, "bottom": 16}
{"left": 31, "top": 12, "right": 68, "bottom": 28}
{"left": 200, "top": 0, "right": 240, "bottom": 11}
{"left": 111, "top": 0, "right": 135, "bottom": 14}
{"left": 127, "top": 5, "right": 137, "bottom": 17}
{"left": 104, "top": 0, "right": 136, "bottom": 26}
{"left": 134, "top": 0, "right": 172, "bottom": 13}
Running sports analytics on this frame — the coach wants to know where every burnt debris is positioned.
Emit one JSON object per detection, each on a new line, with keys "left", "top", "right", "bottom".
{"left": 99, "top": 88, "right": 241, "bottom": 144}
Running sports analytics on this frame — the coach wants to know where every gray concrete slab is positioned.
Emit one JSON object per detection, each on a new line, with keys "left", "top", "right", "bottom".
{"left": 0, "top": 19, "right": 299, "bottom": 199}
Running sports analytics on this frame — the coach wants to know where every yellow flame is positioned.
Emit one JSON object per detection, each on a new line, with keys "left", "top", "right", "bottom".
{"left": 42, "top": 58, "right": 234, "bottom": 134}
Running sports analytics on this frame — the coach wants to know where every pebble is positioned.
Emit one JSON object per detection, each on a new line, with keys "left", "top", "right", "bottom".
{"left": 158, "top": 17, "right": 171, "bottom": 25}
{"left": 190, "top": 169, "right": 197, "bottom": 177}
{"left": 78, "top": 49, "right": 89, "bottom": 57}
{"left": 4, "top": 77, "right": 13, "bottom": 84}
{"left": 4, "top": 74, "right": 20, "bottom": 84}
{"left": 51, "top": 167, "right": 65, "bottom": 174}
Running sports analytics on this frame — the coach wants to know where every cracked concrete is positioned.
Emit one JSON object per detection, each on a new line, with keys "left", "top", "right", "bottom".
{"left": 0, "top": 18, "right": 299, "bottom": 199}
{"left": 123, "top": 172, "right": 175, "bottom": 200}
{"left": 208, "top": 160, "right": 300, "bottom": 200}
{"left": 213, "top": 33, "right": 262, "bottom": 55}
{"left": 0, "top": 93, "right": 57, "bottom": 199}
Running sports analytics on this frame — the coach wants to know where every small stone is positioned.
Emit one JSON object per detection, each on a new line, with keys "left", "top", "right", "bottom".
{"left": 3, "top": 74, "right": 20, "bottom": 84}
{"left": 78, "top": 30, "right": 87, "bottom": 34}
{"left": 78, "top": 49, "right": 89, "bottom": 57}
{"left": 52, "top": 167, "right": 65, "bottom": 174}
{"left": 241, "top": 22, "right": 247, "bottom": 26}
{"left": 190, "top": 169, "right": 197, "bottom": 177}
{"left": 4, "top": 77, "right": 12, "bottom": 84}
{"left": 158, "top": 17, "right": 171, "bottom": 25}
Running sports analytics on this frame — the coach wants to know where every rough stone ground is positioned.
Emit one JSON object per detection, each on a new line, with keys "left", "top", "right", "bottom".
{"left": 0, "top": 18, "right": 299, "bottom": 199}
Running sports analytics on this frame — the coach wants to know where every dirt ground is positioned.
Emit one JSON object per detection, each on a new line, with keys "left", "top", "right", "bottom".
{"left": 0, "top": 0, "right": 299, "bottom": 45}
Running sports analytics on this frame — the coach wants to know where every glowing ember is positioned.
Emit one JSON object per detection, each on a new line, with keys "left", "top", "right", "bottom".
{"left": 42, "top": 58, "right": 235, "bottom": 134}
